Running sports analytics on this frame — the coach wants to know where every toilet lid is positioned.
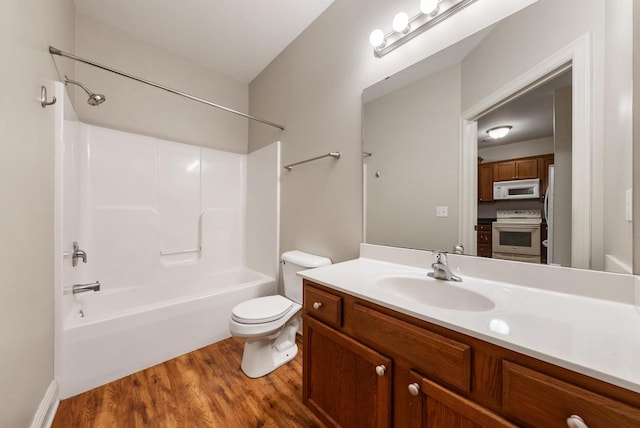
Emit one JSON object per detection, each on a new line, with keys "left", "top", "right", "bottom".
{"left": 231, "top": 295, "right": 294, "bottom": 324}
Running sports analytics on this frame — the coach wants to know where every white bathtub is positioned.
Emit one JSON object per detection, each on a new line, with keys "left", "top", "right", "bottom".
{"left": 58, "top": 268, "right": 275, "bottom": 399}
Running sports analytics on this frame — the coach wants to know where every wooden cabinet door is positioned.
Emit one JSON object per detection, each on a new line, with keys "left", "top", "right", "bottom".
{"left": 492, "top": 161, "right": 516, "bottom": 182}
{"left": 478, "top": 164, "right": 493, "bottom": 202}
{"left": 303, "top": 315, "right": 392, "bottom": 428}
{"left": 514, "top": 158, "right": 538, "bottom": 179}
{"left": 493, "top": 157, "right": 542, "bottom": 181}
{"left": 407, "top": 371, "right": 517, "bottom": 428}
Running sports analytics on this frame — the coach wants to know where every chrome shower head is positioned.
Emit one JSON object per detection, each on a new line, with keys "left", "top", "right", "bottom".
{"left": 64, "top": 75, "right": 106, "bottom": 106}
{"left": 87, "top": 93, "right": 106, "bottom": 106}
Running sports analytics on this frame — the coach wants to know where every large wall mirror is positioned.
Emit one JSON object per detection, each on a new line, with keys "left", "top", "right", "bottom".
{"left": 363, "top": 0, "right": 633, "bottom": 273}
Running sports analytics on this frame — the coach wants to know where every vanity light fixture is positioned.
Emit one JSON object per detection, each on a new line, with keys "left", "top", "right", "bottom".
{"left": 369, "top": 0, "right": 478, "bottom": 58}
{"left": 487, "top": 126, "right": 513, "bottom": 139}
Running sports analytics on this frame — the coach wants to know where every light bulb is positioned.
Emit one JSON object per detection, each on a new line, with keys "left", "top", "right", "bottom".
{"left": 487, "top": 126, "right": 512, "bottom": 139}
{"left": 420, "top": 0, "right": 439, "bottom": 15}
{"left": 392, "top": 12, "right": 409, "bottom": 33}
{"left": 369, "top": 29, "right": 385, "bottom": 48}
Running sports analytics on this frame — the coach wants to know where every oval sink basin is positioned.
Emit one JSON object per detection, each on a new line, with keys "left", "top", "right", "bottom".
{"left": 374, "top": 275, "right": 495, "bottom": 312}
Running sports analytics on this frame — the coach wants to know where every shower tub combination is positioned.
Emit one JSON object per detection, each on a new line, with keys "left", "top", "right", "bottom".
{"left": 53, "top": 78, "right": 281, "bottom": 399}
{"left": 59, "top": 268, "right": 274, "bottom": 398}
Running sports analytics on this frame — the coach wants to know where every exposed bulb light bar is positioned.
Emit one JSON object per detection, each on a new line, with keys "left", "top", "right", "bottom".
{"left": 420, "top": 0, "right": 440, "bottom": 15}
{"left": 369, "top": 29, "right": 386, "bottom": 48}
{"left": 370, "top": 0, "right": 478, "bottom": 58}
{"left": 487, "top": 126, "right": 512, "bottom": 139}
{"left": 392, "top": 12, "right": 410, "bottom": 33}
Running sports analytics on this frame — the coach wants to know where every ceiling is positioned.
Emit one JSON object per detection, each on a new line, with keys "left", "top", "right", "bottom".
{"left": 477, "top": 70, "right": 572, "bottom": 148}
{"left": 74, "top": 0, "right": 335, "bottom": 83}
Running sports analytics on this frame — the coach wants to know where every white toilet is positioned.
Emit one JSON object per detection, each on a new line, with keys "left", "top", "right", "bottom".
{"left": 229, "top": 250, "right": 332, "bottom": 378}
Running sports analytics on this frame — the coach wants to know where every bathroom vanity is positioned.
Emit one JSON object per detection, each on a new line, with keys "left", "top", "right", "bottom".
{"left": 299, "top": 245, "right": 640, "bottom": 427}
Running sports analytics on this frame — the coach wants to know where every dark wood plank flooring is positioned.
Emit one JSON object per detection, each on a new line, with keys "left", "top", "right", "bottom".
{"left": 53, "top": 336, "right": 324, "bottom": 427}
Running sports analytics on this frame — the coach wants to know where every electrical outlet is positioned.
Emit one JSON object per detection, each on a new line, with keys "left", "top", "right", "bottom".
{"left": 626, "top": 188, "right": 632, "bottom": 222}
{"left": 436, "top": 206, "right": 448, "bottom": 217}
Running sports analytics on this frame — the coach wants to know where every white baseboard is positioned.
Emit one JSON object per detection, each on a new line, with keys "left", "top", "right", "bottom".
{"left": 30, "top": 380, "right": 59, "bottom": 428}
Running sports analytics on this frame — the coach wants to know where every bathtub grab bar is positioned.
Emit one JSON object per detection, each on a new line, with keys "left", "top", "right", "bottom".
{"left": 160, "top": 247, "right": 202, "bottom": 256}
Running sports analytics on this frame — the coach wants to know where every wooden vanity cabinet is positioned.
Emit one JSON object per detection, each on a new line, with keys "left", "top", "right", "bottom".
{"left": 302, "top": 280, "right": 640, "bottom": 427}
{"left": 407, "top": 371, "right": 517, "bottom": 427}
{"left": 303, "top": 316, "right": 392, "bottom": 427}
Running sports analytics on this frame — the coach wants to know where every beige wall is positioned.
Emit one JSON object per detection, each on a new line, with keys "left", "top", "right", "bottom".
{"left": 0, "top": 0, "right": 75, "bottom": 426}
{"left": 635, "top": 0, "right": 640, "bottom": 274}
{"left": 603, "top": 0, "right": 633, "bottom": 272}
{"left": 74, "top": 14, "right": 249, "bottom": 153}
{"left": 364, "top": 64, "right": 461, "bottom": 251}
{"left": 249, "top": 0, "right": 537, "bottom": 262}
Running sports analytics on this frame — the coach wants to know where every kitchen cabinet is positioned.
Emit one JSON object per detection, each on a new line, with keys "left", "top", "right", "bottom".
{"left": 476, "top": 224, "right": 492, "bottom": 258}
{"left": 492, "top": 157, "right": 538, "bottom": 182}
{"left": 478, "top": 164, "right": 493, "bottom": 202}
{"left": 303, "top": 280, "right": 640, "bottom": 427}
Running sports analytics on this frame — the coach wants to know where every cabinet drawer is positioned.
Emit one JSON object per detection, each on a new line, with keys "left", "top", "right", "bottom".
{"left": 477, "top": 244, "right": 492, "bottom": 258}
{"left": 352, "top": 303, "right": 471, "bottom": 393}
{"left": 503, "top": 361, "right": 640, "bottom": 427}
{"left": 477, "top": 224, "right": 492, "bottom": 232}
{"left": 478, "top": 231, "right": 491, "bottom": 243}
{"left": 304, "top": 284, "right": 342, "bottom": 328}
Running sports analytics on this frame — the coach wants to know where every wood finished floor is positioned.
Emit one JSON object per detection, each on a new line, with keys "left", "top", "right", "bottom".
{"left": 53, "top": 336, "right": 324, "bottom": 427}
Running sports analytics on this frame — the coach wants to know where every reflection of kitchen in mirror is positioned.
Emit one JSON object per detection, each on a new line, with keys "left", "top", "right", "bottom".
{"left": 476, "top": 69, "right": 572, "bottom": 266}
{"left": 363, "top": 0, "right": 633, "bottom": 273}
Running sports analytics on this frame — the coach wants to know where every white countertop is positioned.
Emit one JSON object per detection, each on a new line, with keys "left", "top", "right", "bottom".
{"left": 299, "top": 249, "right": 640, "bottom": 394}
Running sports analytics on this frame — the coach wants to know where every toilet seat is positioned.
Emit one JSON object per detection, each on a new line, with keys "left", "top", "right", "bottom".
{"left": 231, "top": 295, "right": 294, "bottom": 324}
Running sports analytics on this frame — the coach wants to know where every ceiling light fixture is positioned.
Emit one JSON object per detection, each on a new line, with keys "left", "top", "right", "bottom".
{"left": 369, "top": 0, "right": 477, "bottom": 58}
{"left": 487, "top": 126, "right": 513, "bottom": 139}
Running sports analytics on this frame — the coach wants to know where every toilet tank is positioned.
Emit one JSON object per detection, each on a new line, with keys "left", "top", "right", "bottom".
{"left": 281, "top": 250, "right": 332, "bottom": 304}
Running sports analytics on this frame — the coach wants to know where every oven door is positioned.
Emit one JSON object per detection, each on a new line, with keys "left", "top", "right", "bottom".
{"left": 492, "top": 223, "right": 541, "bottom": 256}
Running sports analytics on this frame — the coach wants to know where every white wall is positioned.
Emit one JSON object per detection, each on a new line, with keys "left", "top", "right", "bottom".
{"left": 248, "top": 0, "right": 537, "bottom": 263}
{"left": 0, "top": 0, "right": 75, "bottom": 426}
{"left": 364, "top": 63, "right": 461, "bottom": 251}
{"left": 478, "top": 137, "right": 554, "bottom": 162}
{"left": 74, "top": 14, "right": 249, "bottom": 153}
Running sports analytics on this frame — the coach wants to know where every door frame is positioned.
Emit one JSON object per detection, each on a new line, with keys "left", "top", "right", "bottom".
{"left": 459, "top": 33, "right": 592, "bottom": 269}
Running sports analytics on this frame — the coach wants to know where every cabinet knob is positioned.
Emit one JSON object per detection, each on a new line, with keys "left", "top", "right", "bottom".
{"left": 566, "top": 415, "right": 588, "bottom": 428}
{"left": 408, "top": 382, "right": 420, "bottom": 396}
{"left": 375, "top": 365, "right": 386, "bottom": 376}
{"left": 313, "top": 302, "right": 323, "bottom": 310}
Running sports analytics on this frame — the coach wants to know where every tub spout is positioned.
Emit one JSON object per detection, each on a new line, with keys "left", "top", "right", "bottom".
{"left": 67, "top": 281, "right": 101, "bottom": 295}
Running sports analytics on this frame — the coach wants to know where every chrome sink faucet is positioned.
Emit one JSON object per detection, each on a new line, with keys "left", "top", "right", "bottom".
{"left": 428, "top": 252, "right": 462, "bottom": 282}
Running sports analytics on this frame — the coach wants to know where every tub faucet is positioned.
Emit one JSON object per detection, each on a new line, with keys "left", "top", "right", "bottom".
{"left": 72, "top": 241, "right": 87, "bottom": 267}
{"left": 70, "top": 281, "right": 100, "bottom": 295}
{"left": 428, "top": 252, "right": 462, "bottom": 282}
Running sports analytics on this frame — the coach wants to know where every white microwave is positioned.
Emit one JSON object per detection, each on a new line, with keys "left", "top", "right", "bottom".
{"left": 493, "top": 179, "right": 540, "bottom": 200}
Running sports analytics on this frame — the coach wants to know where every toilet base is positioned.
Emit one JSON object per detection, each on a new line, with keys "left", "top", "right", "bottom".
{"left": 240, "top": 316, "right": 300, "bottom": 378}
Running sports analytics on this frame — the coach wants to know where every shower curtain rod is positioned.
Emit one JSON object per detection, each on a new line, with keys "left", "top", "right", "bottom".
{"left": 48, "top": 46, "right": 285, "bottom": 131}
